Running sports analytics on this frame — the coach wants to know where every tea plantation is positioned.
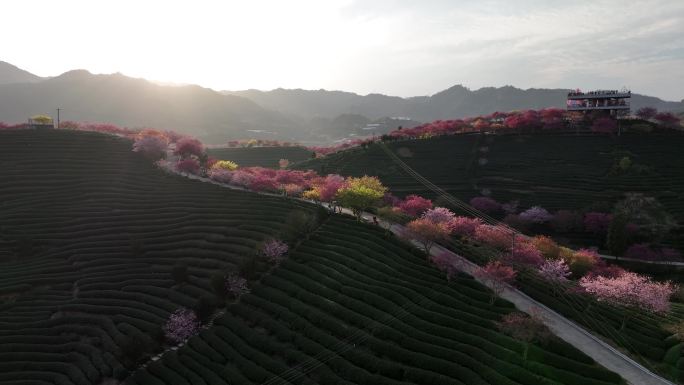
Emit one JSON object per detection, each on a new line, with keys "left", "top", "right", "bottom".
{"left": 127, "top": 217, "right": 622, "bottom": 385}
{"left": 0, "top": 130, "right": 314, "bottom": 384}
{"left": 207, "top": 146, "right": 312, "bottom": 168}
{"left": 0, "top": 129, "right": 624, "bottom": 384}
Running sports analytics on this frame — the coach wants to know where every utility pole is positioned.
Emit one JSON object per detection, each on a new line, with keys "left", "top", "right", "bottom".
{"left": 56, "top": 108, "right": 61, "bottom": 129}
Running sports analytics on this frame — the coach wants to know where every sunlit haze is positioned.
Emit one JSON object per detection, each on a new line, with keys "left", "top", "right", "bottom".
{"left": 2, "top": 0, "right": 684, "bottom": 100}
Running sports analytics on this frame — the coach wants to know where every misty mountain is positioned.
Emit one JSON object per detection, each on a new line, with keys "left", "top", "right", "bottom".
{"left": 0, "top": 69, "right": 308, "bottom": 144}
{"left": 0, "top": 61, "right": 43, "bottom": 85}
{"left": 226, "top": 85, "right": 684, "bottom": 122}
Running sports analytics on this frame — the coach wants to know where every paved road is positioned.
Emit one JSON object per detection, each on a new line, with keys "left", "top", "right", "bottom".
{"left": 175, "top": 168, "right": 674, "bottom": 385}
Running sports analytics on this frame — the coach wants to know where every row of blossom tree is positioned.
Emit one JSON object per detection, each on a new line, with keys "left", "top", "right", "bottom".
{"left": 127, "top": 125, "right": 678, "bottom": 342}
{"left": 386, "top": 202, "right": 677, "bottom": 329}
{"left": 304, "top": 107, "right": 682, "bottom": 157}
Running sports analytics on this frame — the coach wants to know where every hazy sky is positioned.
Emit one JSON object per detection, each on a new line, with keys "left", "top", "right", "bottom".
{"left": 3, "top": 0, "right": 683, "bottom": 100}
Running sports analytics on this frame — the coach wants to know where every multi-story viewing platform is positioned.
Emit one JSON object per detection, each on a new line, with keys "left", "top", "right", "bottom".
{"left": 566, "top": 89, "right": 631, "bottom": 116}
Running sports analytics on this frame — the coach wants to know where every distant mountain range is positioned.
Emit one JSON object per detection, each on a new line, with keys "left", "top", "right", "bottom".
{"left": 1, "top": 60, "right": 682, "bottom": 144}
{"left": 226, "top": 86, "right": 684, "bottom": 122}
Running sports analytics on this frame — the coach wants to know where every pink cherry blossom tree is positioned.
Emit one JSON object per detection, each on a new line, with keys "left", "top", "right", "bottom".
{"left": 225, "top": 273, "right": 251, "bottom": 298}
{"left": 174, "top": 137, "right": 204, "bottom": 159}
{"left": 584, "top": 212, "right": 612, "bottom": 235}
{"left": 504, "top": 239, "right": 544, "bottom": 267}
{"left": 470, "top": 197, "right": 502, "bottom": 214}
{"left": 497, "top": 310, "right": 550, "bottom": 360}
{"left": 261, "top": 239, "right": 289, "bottom": 265}
{"left": 519, "top": 206, "right": 553, "bottom": 224}
{"left": 538, "top": 259, "right": 571, "bottom": 291}
{"left": 449, "top": 216, "right": 484, "bottom": 238}
{"left": 473, "top": 261, "right": 517, "bottom": 304}
{"left": 132, "top": 134, "right": 168, "bottom": 160}
{"left": 318, "top": 174, "right": 346, "bottom": 202}
{"left": 163, "top": 308, "right": 200, "bottom": 343}
{"left": 398, "top": 195, "right": 433, "bottom": 217}
{"left": 175, "top": 158, "right": 200, "bottom": 174}
{"left": 579, "top": 272, "right": 677, "bottom": 329}
{"left": 430, "top": 250, "right": 463, "bottom": 281}
{"left": 403, "top": 218, "right": 450, "bottom": 257}
{"left": 474, "top": 224, "right": 515, "bottom": 250}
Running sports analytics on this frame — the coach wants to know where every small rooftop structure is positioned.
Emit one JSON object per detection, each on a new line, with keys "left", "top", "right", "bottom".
{"left": 28, "top": 115, "right": 54, "bottom": 129}
{"left": 566, "top": 89, "right": 631, "bottom": 117}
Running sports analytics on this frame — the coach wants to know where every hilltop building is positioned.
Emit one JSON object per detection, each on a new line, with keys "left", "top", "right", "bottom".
{"left": 566, "top": 89, "right": 631, "bottom": 117}
{"left": 27, "top": 115, "right": 54, "bottom": 129}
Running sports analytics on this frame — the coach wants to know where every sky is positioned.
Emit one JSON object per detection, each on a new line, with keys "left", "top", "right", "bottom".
{"left": 2, "top": 0, "right": 683, "bottom": 101}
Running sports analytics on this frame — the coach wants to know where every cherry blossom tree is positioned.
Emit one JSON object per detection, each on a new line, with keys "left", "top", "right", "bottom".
{"left": 470, "top": 197, "right": 502, "bottom": 214}
{"left": 497, "top": 310, "right": 550, "bottom": 360}
{"left": 430, "top": 250, "right": 463, "bottom": 281}
{"left": 278, "top": 158, "right": 290, "bottom": 169}
{"left": 403, "top": 218, "right": 450, "bottom": 257}
{"left": 174, "top": 137, "right": 204, "bottom": 159}
{"left": 208, "top": 168, "right": 234, "bottom": 183}
{"left": 531, "top": 235, "right": 560, "bottom": 259}
{"left": 132, "top": 134, "right": 168, "bottom": 160}
{"left": 336, "top": 176, "right": 387, "bottom": 219}
{"left": 584, "top": 212, "right": 612, "bottom": 235}
{"left": 163, "top": 308, "right": 200, "bottom": 343}
{"left": 504, "top": 240, "right": 544, "bottom": 267}
{"left": 568, "top": 248, "right": 601, "bottom": 277}
{"left": 654, "top": 112, "right": 681, "bottom": 128}
{"left": 449, "top": 216, "right": 484, "bottom": 238}
{"left": 519, "top": 206, "right": 553, "bottom": 224}
{"left": 318, "top": 174, "right": 346, "bottom": 202}
{"left": 538, "top": 259, "right": 571, "bottom": 287}
{"left": 261, "top": 239, "right": 289, "bottom": 265}
{"left": 225, "top": 273, "right": 251, "bottom": 298}
{"left": 421, "top": 207, "right": 456, "bottom": 226}
{"left": 398, "top": 195, "right": 433, "bottom": 217}
{"left": 175, "top": 158, "right": 200, "bottom": 174}
{"left": 473, "top": 261, "right": 517, "bottom": 304}
{"left": 579, "top": 272, "right": 677, "bottom": 328}
{"left": 636, "top": 107, "right": 657, "bottom": 120}
{"left": 474, "top": 224, "right": 515, "bottom": 250}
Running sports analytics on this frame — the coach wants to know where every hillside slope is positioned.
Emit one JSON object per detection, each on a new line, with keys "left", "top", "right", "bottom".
{"left": 0, "top": 129, "right": 621, "bottom": 385}
{"left": 296, "top": 133, "right": 684, "bottom": 250}
{"left": 0, "top": 61, "right": 42, "bottom": 85}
